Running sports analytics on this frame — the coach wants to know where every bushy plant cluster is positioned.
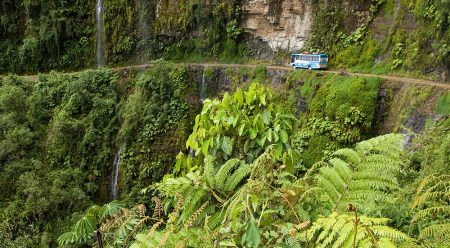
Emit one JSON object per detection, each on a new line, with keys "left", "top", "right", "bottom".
{"left": 288, "top": 72, "right": 380, "bottom": 167}
{"left": 0, "top": 0, "right": 94, "bottom": 73}
{"left": 0, "top": 70, "right": 120, "bottom": 247}
{"left": 117, "top": 64, "right": 197, "bottom": 201}
{"left": 155, "top": 0, "right": 246, "bottom": 63}
{"left": 61, "top": 82, "right": 449, "bottom": 247}
{"left": 307, "top": 0, "right": 449, "bottom": 78}
{"left": 0, "top": 65, "right": 199, "bottom": 246}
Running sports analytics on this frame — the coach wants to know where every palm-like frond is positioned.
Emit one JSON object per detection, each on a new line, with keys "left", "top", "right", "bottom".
{"left": 316, "top": 134, "right": 404, "bottom": 213}
{"left": 418, "top": 223, "right": 450, "bottom": 240}
{"left": 58, "top": 201, "right": 125, "bottom": 246}
{"left": 412, "top": 174, "right": 450, "bottom": 243}
{"left": 57, "top": 231, "right": 80, "bottom": 246}
{"left": 100, "top": 200, "right": 123, "bottom": 219}
{"left": 305, "top": 212, "right": 410, "bottom": 248}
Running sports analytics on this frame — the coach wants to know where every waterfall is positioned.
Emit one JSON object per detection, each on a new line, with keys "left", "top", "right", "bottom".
{"left": 110, "top": 148, "right": 121, "bottom": 200}
{"left": 199, "top": 67, "right": 207, "bottom": 102}
{"left": 96, "top": 0, "right": 105, "bottom": 68}
{"left": 137, "top": 0, "right": 150, "bottom": 63}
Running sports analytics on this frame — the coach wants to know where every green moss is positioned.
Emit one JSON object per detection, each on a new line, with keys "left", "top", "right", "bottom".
{"left": 285, "top": 70, "right": 305, "bottom": 90}
{"left": 301, "top": 134, "right": 331, "bottom": 167}
{"left": 434, "top": 93, "right": 450, "bottom": 115}
{"left": 252, "top": 65, "right": 267, "bottom": 82}
{"left": 204, "top": 67, "right": 215, "bottom": 80}
{"left": 334, "top": 36, "right": 381, "bottom": 71}
{"left": 310, "top": 75, "right": 380, "bottom": 127}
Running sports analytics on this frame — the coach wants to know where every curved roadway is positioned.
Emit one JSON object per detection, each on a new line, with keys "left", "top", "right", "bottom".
{"left": 19, "top": 63, "right": 450, "bottom": 90}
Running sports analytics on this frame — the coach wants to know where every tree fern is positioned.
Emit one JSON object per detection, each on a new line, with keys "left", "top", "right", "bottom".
{"left": 58, "top": 201, "right": 123, "bottom": 246}
{"left": 315, "top": 134, "right": 404, "bottom": 213}
{"left": 305, "top": 212, "right": 411, "bottom": 248}
{"left": 412, "top": 175, "right": 450, "bottom": 244}
{"left": 156, "top": 155, "right": 256, "bottom": 226}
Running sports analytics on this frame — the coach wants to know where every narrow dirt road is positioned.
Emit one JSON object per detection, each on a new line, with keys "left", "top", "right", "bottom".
{"left": 18, "top": 62, "right": 450, "bottom": 90}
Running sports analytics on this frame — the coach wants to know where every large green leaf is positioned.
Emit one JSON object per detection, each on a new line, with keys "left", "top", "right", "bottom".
{"left": 262, "top": 109, "right": 272, "bottom": 125}
{"left": 280, "top": 129, "right": 288, "bottom": 143}
{"left": 238, "top": 123, "right": 246, "bottom": 136}
{"left": 244, "top": 218, "right": 260, "bottom": 247}
{"left": 201, "top": 139, "right": 210, "bottom": 156}
{"left": 234, "top": 88, "right": 244, "bottom": 106}
{"left": 222, "top": 136, "right": 233, "bottom": 155}
{"left": 249, "top": 128, "right": 257, "bottom": 140}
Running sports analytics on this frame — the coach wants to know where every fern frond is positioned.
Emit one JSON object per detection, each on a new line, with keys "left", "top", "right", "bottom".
{"left": 412, "top": 174, "right": 450, "bottom": 243}
{"left": 250, "top": 146, "right": 275, "bottom": 179}
{"left": 152, "top": 197, "right": 163, "bottom": 220}
{"left": 412, "top": 174, "right": 450, "bottom": 209}
{"left": 418, "top": 223, "right": 450, "bottom": 240}
{"left": 412, "top": 206, "right": 450, "bottom": 222}
{"left": 214, "top": 158, "right": 240, "bottom": 190}
{"left": 203, "top": 155, "right": 216, "bottom": 187}
{"left": 355, "top": 134, "right": 404, "bottom": 157}
{"left": 317, "top": 134, "right": 403, "bottom": 213}
{"left": 305, "top": 212, "right": 410, "bottom": 248}
{"left": 179, "top": 188, "right": 207, "bottom": 223}
{"left": 184, "top": 201, "right": 209, "bottom": 228}
{"left": 332, "top": 148, "right": 361, "bottom": 166}
{"left": 224, "top": 163, "right": 252, "bottom": 192}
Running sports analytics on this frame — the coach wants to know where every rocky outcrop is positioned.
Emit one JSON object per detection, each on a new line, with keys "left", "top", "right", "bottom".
{"left": 241, "top": 0, "right": 313, "bottom": 52}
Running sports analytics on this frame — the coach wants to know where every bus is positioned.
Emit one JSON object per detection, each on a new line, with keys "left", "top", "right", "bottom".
{"left": 290, "top": 53, "right": 328, "bottom": 70}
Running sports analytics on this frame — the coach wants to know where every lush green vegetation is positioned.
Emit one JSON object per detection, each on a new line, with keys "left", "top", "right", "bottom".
{"left": 0, "top": 0, "right": 246, "bottom": 73}
{"left": 307, "top": 0, "right": 449, "bottom": 79}
{"left": 2, "top": 0, "right": 447, "bottom": 79}
{"left": 0, "top": 64, "right": 199, "bottom": 247}
{"left": 0, "top": 0, "right": 448, "bottom": 247}
{"left": 7, "top": 68, "right": 440, "bottom": 247}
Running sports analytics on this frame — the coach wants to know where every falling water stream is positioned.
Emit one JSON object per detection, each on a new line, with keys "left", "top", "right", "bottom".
{"left": 96, "top": 0, "right": 105, "bottom": 67}
{"left": 199, "top": 67, "right": 207, "bottom": 102}
{"left": 137, "top": 0, "right": 150, "bottom": 63}
{"left": 110, "top": 148, "right": 121, "bottom": 200}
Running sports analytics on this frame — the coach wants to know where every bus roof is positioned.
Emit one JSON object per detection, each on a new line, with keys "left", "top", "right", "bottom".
{"left": 291, "top": 53, "right": 327, "bottom": 56}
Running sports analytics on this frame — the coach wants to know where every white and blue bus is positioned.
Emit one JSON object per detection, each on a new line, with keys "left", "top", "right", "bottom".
{"left": 290, "top": 53, "right": 328, "bottom": 70}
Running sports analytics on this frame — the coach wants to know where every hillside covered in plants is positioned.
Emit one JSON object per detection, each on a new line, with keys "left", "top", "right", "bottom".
{"left": 1, "top": 0, "right": 449, "bottom": 80}
{"left": 0, "top": 64, "right": 448, "bottom": 247}
{"left": 0, "top": 0, "right": 449, "bottom": 248}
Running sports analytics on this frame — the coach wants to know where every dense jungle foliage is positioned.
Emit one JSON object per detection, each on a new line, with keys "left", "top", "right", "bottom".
{"left": 1, "top": 0, "right": 448, "bottom": 79}
{"left": 0, "top": 64, "right": 199, "bottom": 247}
{"left": 0, "top": 0, "right": 449, "bottom": 247}
{"left": 56, "top": 77, "right": 449, "bottom": 248}
{"left": 1, "top": 63, "right": 448, "bottom": 247}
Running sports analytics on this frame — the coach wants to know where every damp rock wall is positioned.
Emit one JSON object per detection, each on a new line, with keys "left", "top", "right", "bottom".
{"left": 241, "top": 0, "right": 313, "bottom": 52}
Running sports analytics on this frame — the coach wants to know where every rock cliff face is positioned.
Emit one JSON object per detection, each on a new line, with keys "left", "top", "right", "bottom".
{"left": 241, "top": 0, "right": 313, "bottom": 52}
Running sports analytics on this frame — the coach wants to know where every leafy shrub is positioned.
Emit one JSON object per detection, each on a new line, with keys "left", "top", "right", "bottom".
{"left": 176, "top": 82, "right": 296, "bottom": 174}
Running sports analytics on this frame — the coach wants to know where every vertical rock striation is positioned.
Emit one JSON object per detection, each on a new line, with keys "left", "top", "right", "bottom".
{"left": 241, "top": 0, "right": 313, "bottom": 52}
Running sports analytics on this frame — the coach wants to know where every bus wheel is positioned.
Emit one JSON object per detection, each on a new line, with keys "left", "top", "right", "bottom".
{"left": 308, "top": 65, "right": 312, "bottom": 70}
{"left": 292, "top": 65, "right": 296, "bottom": 70}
